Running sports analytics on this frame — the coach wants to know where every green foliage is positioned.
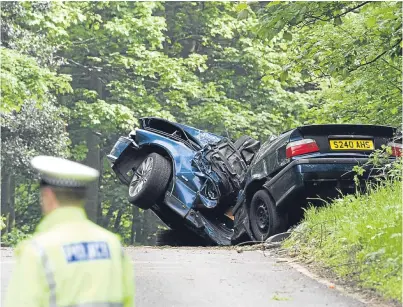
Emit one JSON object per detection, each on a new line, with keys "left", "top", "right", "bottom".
{"left": 352, "top": 147, "right": 403, "bottom": 187}
{"left": 0, "top": 48, "right": 72, "bottom": 112}
{"left": 13, "top": 182, "right": 42, "bottom": 233}
{"left": 256, "top": 1, "right": 402, "bottom": 126}
{"left": 0, "top": 216, "right": 6, "bottom": 231}
{"left": 2, "top": 1, "right": 401, "bottom": 249}
{"left": 73, "top": 100, "right": 135, "bottom": 133}
{"left": 1, "top": 225, "right": 32, "bottom": 247}
{"left": 1, "top": 101, "right": 70, "bottom": 174}
{"left": 285, "top": 179, "right": 402, "bottom": 302}
{"left": 162, "top": 2, "right": 313, "bottom": 138}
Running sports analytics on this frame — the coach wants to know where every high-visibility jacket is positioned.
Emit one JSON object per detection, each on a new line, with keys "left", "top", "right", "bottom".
{"left": 5, "top": 206, "right": 134, "bottom": 307}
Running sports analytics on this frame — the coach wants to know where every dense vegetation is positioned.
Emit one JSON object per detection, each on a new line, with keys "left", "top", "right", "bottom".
{"left": 1, "top": 1, "right": 401, "bottom": 247}
{"left": 285, "top": 164, "right": 402, "bottom": 302}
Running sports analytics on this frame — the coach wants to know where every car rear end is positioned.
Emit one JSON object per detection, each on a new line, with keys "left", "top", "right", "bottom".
{"left": 264, "top": 124, "right": 401, "bottom": 222}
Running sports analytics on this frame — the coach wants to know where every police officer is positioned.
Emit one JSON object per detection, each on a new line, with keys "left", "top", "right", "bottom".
{"left": 5, "top": 156, "right": 134, "bottom": 307}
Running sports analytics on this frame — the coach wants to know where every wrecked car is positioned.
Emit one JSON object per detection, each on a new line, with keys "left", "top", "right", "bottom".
{"left": 109, "top": 119, "right": 401, "bottom": 245}
{"left": 107, "top": 117, "right": 260, "bottom": 245}
{"left": 232, "top": 124, "right": 402, "bottom": 243}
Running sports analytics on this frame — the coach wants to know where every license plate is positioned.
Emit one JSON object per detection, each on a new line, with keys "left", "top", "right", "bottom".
{"left": 329, "top": 139, "right": 374, "bottom": 150}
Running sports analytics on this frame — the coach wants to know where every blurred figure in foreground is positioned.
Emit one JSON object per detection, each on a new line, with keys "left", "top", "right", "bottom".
{"left": 5, "top": 156, "right": 134, "bottom": 307}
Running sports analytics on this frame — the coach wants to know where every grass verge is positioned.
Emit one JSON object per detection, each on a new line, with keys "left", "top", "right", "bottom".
{"left": 284, "top": 180, "right": 402, "bottom": 303}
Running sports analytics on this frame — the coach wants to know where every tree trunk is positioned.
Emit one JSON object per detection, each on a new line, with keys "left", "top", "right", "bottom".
{"left": 96, "top": 156, "right": 104, "bottom": 226}
{"left": 102, "top": 201, "right": 116, "bottom": 228}
{"left": 84, "top": 73, "right": 103, "bottom": 224}
{"left": 148, "top": 211, "right": 159, "bottom": 245}
{"left": 84, "top": 130, "right": 101, "bottom": 222}
{"left": 7, "top": 175, "right": 15, "bottom": 232}
{"left": 1, "top": 170, "right": 10, "bottom": 235}
{"left": 141, "top": 210, "right": 152, "bottom": 245}
{"left": 113, "top": 209, "right": 123, "bottom": 233}
{"left": 134, "top": 207, "right": 143, "bottom": 244}
{"left": 130, "top": 205, "right": 140, "bottom": 244}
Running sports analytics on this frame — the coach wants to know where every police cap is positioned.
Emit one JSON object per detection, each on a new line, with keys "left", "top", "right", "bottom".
{"left": 31, "top": 156, "right": 99, "bottom": 188}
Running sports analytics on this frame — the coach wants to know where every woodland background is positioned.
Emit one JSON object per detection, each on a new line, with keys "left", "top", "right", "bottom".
{"left": 1, "top": 1, "right": 401, "bottom": 245}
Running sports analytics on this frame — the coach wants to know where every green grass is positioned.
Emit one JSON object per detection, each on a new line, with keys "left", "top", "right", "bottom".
{"left": 284, "top": 180, "right": 402, "bottom": 302}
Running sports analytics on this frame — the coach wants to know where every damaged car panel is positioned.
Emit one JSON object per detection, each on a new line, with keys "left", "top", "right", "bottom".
{"left": 108, "top": 117, "right": 259, "bottom": 245}
{"left": 110, "top": 118, "right": 400, "bottom": 246}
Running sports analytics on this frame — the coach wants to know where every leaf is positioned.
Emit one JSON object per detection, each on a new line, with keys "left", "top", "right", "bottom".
{"left": 283, "top": 31, "right": 292, "bottom": 41}
{"left": 301, "top": 69, "right": 310, "bottom": 80}
{"left": 267, "top": 1, "right": 281, "bottom": 8}
{"left": 238, "top": 10, "right": 249, "bottom": 20}
{"left": 235, "top": 3, "right": 248, "bottom": 12}
{"left": 366, "top": 16, "right": 377, "bottom": 28}
{"left": 280, "top": 70, "right": 288, "bottom": 82}
{"left": 334, "top": 16, "right": 342, "bottom": 26}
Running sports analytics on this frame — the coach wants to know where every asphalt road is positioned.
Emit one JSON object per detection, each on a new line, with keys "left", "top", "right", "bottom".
{"left": 1, "top": 247, "right": 365, "bottom": 307}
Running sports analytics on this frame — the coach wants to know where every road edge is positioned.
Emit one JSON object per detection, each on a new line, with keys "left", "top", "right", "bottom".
{"left": 274, "top": 255, "right": 396, "bottom": 307}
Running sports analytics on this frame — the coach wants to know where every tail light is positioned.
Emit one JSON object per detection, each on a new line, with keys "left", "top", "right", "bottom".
{"left": 387, "top": 142, "right": 402, "bottom": 157}
{"left": 286, "top": 139, "right": 320, "bottom": 158}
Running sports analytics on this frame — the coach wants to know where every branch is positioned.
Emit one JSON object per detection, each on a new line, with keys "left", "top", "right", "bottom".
{"left": 300, "top": 2, "right": 371, "bottom": 26}
{"left": 349, "top": 39, "right": 402, "bottom": 72}
{"left": 381, "top": 58, "right": 402, "bottom": 73}
{"left": 71, "top": 38, "right": 96, "bottom": 45}
{"left": 175, "top": 35, "right": 203, "bottom": 43}
{"left": 333, "top": 1, "right": 371, "bottom": 19}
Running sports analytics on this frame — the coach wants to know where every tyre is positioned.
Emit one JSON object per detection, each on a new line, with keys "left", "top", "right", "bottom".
{"left": 127, "top": 153, "right": 172, "bottom": 209}
{"left": 249, "top": 190, "right": 286, "bottom": 241}
{"left": 155, "top": 229, "right": 207, "bottom": 247}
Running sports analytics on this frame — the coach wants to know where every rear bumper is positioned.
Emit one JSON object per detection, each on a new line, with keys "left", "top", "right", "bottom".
{"left": 262, "top": 157, "right": 393, "bottom": 209}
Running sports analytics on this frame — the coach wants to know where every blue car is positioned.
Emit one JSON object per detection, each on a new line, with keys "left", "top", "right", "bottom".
{"left": 107, "top": 117, "right": 260, "bottom": 245}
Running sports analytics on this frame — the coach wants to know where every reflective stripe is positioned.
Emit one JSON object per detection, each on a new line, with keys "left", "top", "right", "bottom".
{"left": 65, "top": 303, "right": 123, "bottom": 307}
{"left": 31, "top": 240, "right": 57, "bottom": 307}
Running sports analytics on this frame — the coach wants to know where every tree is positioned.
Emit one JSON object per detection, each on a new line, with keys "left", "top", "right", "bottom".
{"left": 1, "top": 2, "right": 72, "bottom": 234}
{"left": 162, "top": 2, "right": 314, "bottom": 139}
{"left": 2, "top": 1, "right": 400, "bottom": 246}
{"left": 252, "top": 1, "right": 402, "bottom": 126}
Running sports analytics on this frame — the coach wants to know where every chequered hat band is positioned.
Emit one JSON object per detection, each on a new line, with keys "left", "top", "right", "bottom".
{"left": 40, "top": 174, "right": 92, "bottom": 188}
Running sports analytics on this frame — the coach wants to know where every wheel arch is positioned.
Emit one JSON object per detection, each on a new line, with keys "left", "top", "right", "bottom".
{"left": 113, "top": 144, "right": 176, "bottom": 186}
{"left": 244, "top": 178, "right": 270, "bottom": 208}
{"left": 136, "top": 144, "right": 176, "bottom": 174}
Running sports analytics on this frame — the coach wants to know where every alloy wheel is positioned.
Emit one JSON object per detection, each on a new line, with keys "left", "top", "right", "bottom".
{"left": 128, "top": 156, "right": 153, "bottom": 197}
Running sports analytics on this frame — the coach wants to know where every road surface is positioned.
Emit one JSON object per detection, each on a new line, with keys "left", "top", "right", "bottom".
{"left": 1, "top": 247, "right": 365, "bottom": 307}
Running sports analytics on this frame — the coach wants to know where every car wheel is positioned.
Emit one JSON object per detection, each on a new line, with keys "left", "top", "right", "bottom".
{"left": 249, "top": 190, "right": 285, "bottom": 241}
{"left": 127, "top": 153, "right": 172, "bottom": 209}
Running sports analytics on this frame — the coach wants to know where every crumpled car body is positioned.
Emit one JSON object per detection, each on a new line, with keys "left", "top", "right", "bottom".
{"left": 231, "top": 124, "right": 401, "bottom": 243}
{"left": 108, "top": 117, "right": 258, "bottom": 245}
{"left": 110, "top": 120, "right": 400, "bottom": 245}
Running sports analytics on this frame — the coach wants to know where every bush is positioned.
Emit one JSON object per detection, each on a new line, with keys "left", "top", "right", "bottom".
{"left": 1, "top": 225, "right": 32, "bottom": 247}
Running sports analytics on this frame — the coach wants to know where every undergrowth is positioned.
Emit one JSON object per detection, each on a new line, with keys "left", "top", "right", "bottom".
{"left": 284, "top": 179, "right": 402, "bottom": 302}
